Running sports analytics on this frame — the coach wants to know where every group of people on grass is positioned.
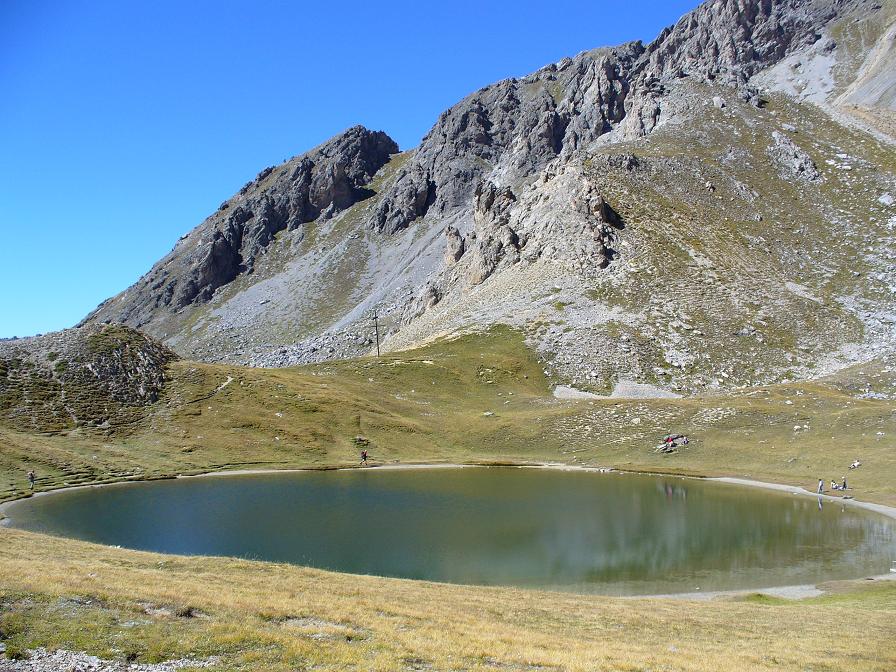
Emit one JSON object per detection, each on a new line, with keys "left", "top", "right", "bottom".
{"left": 656, "top": 434, "right": 689, "bottom": 454}
{"left": 816, "top": 459, "right": 863, "bottom": 495}
{"left": 817, "top": 476, "right": 847, "bottom": 494}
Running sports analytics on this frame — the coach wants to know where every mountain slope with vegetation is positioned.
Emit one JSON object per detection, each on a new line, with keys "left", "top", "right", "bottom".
{"left": 1, "top": 327, "right": 894, "bottom": 505}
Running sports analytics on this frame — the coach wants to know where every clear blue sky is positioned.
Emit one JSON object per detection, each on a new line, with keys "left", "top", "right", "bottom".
{"left": 0, "top": 0, "right": 698, "bottom": 338}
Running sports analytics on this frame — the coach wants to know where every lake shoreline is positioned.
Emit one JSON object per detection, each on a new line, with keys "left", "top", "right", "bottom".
{"left": 3, "top": 461, "right": 894, "bottom": 601}
{"left": 4, "top": 459, "right": 895, "bottom": 522}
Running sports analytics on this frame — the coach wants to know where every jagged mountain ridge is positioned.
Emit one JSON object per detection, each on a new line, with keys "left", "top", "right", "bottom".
{"left": 89, "top": 127, "right": 397, "bottom": 326}
{"left": 370, "top": 0, "right": 869, "bottom": 237}
{"left": 86, "top": 0, "right": 896, "bottom": 396}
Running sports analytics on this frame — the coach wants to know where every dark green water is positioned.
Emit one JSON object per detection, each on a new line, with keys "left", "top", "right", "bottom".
{"left": 5, "top": 467, "right": 896, "bottom": 594}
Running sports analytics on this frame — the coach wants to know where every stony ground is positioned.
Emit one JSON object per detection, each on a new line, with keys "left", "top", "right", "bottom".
{"left": 0, "top": 648, "right": 217, "bottom": 672}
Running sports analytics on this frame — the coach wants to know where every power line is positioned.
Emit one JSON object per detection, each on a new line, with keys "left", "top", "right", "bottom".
{"left": 371, "top": 308, "right": 380, "bottom": 358}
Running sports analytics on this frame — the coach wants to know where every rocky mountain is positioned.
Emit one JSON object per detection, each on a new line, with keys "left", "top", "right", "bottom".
{"left": 89, "top": 127, "right": 397, "bottom": 326}
{"left": 85, "top": 0, "right": 896, "bottom": 396}
{"left": 0, "top": 325, "right": 176, "bottom": 432}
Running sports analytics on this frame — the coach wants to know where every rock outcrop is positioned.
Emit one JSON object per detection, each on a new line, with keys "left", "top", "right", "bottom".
{"left": 0, "top": 325, "right": 177, "bottom": 432}
{"left": 444, "top": 226, "right": 465, "bottom": 266}
{"left": 368, "top": 1, "right": 870, "bottom": 236}
{"left": 639, "top": 0, "right": 853, "bottom": 84}
{"left": 467, "top": 183, "right": 522, "bottom": 285}
{"left": 370, "top": 43, "right": 643, "bottom": 235}
{"left": 767, "top": 130, "right": 821, "bottom": 181}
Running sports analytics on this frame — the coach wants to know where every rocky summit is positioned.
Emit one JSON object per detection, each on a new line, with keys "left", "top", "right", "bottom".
{"left": 84, "top": 0, "right": 896, "bottom": 396}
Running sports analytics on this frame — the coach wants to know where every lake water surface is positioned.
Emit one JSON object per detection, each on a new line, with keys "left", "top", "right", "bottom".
{"left": 5, "top": 467, "right": 896, "bottom": 595}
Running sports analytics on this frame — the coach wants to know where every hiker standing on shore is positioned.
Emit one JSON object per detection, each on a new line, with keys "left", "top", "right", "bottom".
{"left": 360, "top": 449, "right": 368, "bottom": 466}
{"left": 27, "top": 470, "right": 35, "bottom": 491}
{"left": 817, "top": 478, "right": 824, "bottom": 494}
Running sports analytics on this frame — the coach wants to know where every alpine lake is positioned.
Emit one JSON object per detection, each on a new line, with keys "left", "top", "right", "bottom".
{"left": 4, "top": 467, "right": 895, "bottom": 595}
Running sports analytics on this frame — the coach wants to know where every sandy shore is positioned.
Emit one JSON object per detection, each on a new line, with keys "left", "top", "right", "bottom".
{"left": 180, "top": 462, "right": 474, "bottom": 478}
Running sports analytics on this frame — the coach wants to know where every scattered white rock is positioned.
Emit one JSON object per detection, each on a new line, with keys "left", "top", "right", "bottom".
{"left": 0, "top": 648, "right": 219, "bottom": 671}
{"left": 611, "top": 380, "right": 682, "bottom": 399}
{"left": 879, "top": 193, "right": 894, "bottom": 207}
{"left": 553, "top": 385, "right": 601, "bottom": 400}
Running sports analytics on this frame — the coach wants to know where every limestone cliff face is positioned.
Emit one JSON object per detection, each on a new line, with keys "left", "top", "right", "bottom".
{"left": 640, "top": 0, "right": 854, "bottom": 83}
{"left": 370, "top": 0, "right": 873, "bottom": 237}
{"left": 370, "top": 43, "right": 643, "bottom": 236}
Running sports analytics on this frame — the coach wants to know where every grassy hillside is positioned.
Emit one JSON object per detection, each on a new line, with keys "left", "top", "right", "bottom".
{"left": 0, "top": 324, "right": 176, "bottom": 433}
{"left": 1, "top": 327, "right": 894, "bottom": 505}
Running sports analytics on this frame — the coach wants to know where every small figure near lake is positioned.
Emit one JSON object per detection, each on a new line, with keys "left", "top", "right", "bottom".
{"left": 817, "top": 478, "right": 824, "bottom": 494}
{"left": 850, "top": 459, "right": 862, "bottom": 470}
{"left": 27, "top": 470, "right": 35, "bottom": 491}
{"left": 360, "top": 449, "right": 368, "bottom": 466}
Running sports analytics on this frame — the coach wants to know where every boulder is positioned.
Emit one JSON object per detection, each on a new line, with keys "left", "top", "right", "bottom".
{"left": 767, "top": 131, "right": 820, "bottom": 182}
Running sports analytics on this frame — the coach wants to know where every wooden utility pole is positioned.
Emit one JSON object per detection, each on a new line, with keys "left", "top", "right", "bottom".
{"left": 372, "top": 308, "right": 380, "bottom": 358}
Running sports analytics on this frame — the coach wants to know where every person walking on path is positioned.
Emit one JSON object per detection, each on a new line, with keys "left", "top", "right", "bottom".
{"left": 27, "top": 470, "right": 35, "bottom": 491}
{"left": 360, "top": 449, "right": 368, "bottom": 466}
{"left": 817, "top": 478, "right": 824, "bottom": 494}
